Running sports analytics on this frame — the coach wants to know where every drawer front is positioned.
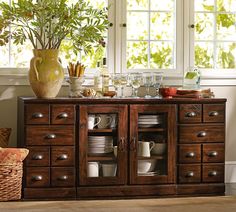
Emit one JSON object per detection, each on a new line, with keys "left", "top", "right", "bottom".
{"left": 203, "top": 104, "right": 225, "bottom": 123}
{"left": 25, "top": 104, "right": 49, "bottom": 124}
{"left": 51, "top": 105, "right": 75, "bottom": 125}
{"left": 179, "top": 125, "right": 225, "bottom": 143}
{"left": 51, "top": 146, "right": 75, "bottom": 166}
{"left": 178, "top": 165, "right": 201, "bottom": 183}
{"left": 202, "top": 164, "right": 224, "bottom": 183}
{"left": 179, "top": 104, "right": 202, "bottom": 123}
{"left": 26, "top": 126, "right": 74, "bottom": 145}
{"left": 203, "top": 144, "right": 225, "bottom": 163}
{"left": 26, "top": 167, "right": 50, "bottom": 187}
{"left": 51, "top": 167, "right": 75, "bottom": 187}
{"left": 26, "top": 147, "right": 50, "bottom": 167}
{"left": 178, "top": 144, "right": 201, "bottom": 163}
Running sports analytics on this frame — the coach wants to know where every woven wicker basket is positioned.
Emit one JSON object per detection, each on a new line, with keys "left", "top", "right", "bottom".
{"left": 0, "top": 163, "right": 23, "bottom": 201}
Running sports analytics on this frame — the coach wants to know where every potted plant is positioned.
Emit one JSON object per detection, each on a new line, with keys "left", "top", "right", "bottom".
{"left": 0, "top": 0, "right": 109, "bottom": 98}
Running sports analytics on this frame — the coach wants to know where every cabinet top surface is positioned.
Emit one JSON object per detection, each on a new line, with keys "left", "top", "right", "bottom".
{"left": 18, "top": 97, "right": 227, "bottom": 104}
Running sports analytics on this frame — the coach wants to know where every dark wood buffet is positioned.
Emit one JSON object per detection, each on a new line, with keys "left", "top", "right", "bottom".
{"left": 17, "top": 97, "right": 226, "bottom": 200}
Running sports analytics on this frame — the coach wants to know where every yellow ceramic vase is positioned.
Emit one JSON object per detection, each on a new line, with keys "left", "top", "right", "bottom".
{"left": 29, "top": 49, "right": 64, "bottom": 98}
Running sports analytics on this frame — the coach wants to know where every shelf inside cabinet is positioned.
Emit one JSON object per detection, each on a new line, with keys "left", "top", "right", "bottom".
{"left": 87, "top": 153, "right": 116, "bottom": 161}
{"left": 88, "top": 129, "right": 116, "bottom": 133}
{"left": 137, "top": 156, "right": 165, "bottom": 160}
{"left": 138, "top": 128, "right": 165, "bottom": 132}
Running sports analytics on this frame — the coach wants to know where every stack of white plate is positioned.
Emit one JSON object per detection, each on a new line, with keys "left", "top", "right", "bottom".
{"left": 138, "top": 115, "right": 162, "bottom": 128}
{"left": 88, "top": 136, "right": 113, "bottom": 154}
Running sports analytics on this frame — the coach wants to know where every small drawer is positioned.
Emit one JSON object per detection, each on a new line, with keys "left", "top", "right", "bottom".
{"left": 178, "top": 164, "right": 201, "bottom": 183}
{"left": 25, "top": 104, "right": 49, "bottom": 124}
{"left": 51, "top": 146, "right": 75, "bottom": 166}
{"left": 179, "top": 125, "right": 225, "bottom": 143}
{"left": 26, "top": 126, "right": 74, "bottom": 146}
{"left": 51, "top": 105, "right": 75, "bottom": 125}
{"left": 51, "top": 167, "right": 75, "bottom": 187}
{"left": 203, "top": 104, "right": 225, "bottom": 123}
{"left": 26, "top": 167, "right": 50, "bottom": 187}
{"left": 26, "top": 147, "right": 50, "bottom": 167}
{"left": 203, "top": 143, "right": 224, "bottom": 163}
{"left": 202, "top": 164, "right": 224, "bottom": 183}
{"left": 179, "top": 104, "right": 202, "bottom": 123}
{"left": 178, "top": 144, "right": 201, "bottom": 163}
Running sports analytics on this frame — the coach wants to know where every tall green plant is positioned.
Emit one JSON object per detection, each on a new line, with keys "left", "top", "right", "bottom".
{"left": 0, "top": 0, "right": 109, "bottom": 55}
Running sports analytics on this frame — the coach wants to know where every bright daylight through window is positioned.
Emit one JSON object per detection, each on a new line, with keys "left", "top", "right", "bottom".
{"left": 0, "top": 0, "right": 235, "bottom": 79}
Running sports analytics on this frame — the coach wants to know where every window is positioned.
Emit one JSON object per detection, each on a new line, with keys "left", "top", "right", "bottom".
{"left": 1, "top": 0, "right": 236, "bottom": 85}
{"left": 191, "top": 0, "right": 236, "bottom": 72}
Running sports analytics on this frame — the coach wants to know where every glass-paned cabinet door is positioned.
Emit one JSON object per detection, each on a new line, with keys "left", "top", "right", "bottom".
{"left": 79, "top": 105, "right": 128, "bottom": 186}
{"left": 129, "top": 104, "right": 176, "bottom": 185}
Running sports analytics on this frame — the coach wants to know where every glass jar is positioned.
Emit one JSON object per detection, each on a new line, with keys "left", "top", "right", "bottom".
{"left": 183, "top": 67, "right": 201, "bottom": 89}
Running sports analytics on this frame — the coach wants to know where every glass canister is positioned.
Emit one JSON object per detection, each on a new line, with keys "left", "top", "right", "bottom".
{"left": 183, "top": 67, "right": 201, "bottom": 90}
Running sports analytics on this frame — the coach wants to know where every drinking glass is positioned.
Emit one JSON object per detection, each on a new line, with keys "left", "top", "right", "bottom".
{"left": 143, "top": 72, "right": 154, "bottom": 98}
{"left": 111, "top": 74, "right": 121, "bottom": 98}
{"left": 153, "top": 72, "right": 163, "bottom": 98}
{"left": 129, "top": 73, "right": 143, "bottom": 98}
{"left": 119, "top": 73, "right": 128, "bottom": 98}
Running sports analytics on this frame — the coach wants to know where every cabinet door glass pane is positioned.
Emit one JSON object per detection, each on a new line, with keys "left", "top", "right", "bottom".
{"left": 137, "top": 113, "right": 167, "bottom": 176}
{"left": 87, "top": 113, "right": 118, "bottom": 178}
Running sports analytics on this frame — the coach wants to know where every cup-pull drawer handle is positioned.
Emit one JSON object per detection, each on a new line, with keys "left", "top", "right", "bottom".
{"left": 58, "top": 175, "right": 68, "bottom": 181}
{"left": 186, "top": 152, "right": 195, "bottom": 158}
{"left": 186, "top": 112, "right": 196, "bottom": 117}
{"left": 32, "top": 154, "right": 43, "bottom": 160}
{"left": 208, "top": 171, "right": 217, "bottom": 177}
{"left": 32, "top": 175, "right": 43, "bottom": 181}
{"left": 58, "top": 154, "right": 68, "bottom": 160}
{"left": 32, "top": 113, "right": 43, "bottom": 118}
{"left": 186, "top": 171, "right": 194, "bottom": 177}
{"left": 209, "top": 111, "right": 219, "bottom": 117}
{"left": 197, "top": 131, "right": 207, "bottom": 137}
{"left": 208, "top": 151, "right": 218, "bottom": 157}
{"left": 45, "top": 134, "right": 56, "bottom": 139}
{"left": 58, "top": 113, "right": 68, "bottom": 119}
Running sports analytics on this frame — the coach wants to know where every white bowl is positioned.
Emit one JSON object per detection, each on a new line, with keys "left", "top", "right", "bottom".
{"left": 151, "top": 143, "right": 167, "bottom": 156}
{"left": 138, "top": 159, "right": 156, "bottom": 173}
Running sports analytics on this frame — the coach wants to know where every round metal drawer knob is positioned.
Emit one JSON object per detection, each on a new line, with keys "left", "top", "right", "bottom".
{"left": 58, "top": 175, "right": 68, "bottom": 181}
{"left": 32, "top": 155, "right": 43, "bottom": 160}
{"left": 208, "top": 171, "right": 217, "bottom": 177}
{"left": 208, "top": 151, "right": 218, "bottom": 157}
{"left": 45, "top": 134, "right": 56, "bottom": 139}
{"left": 32, "top": 175, "right": 43, "bottom": 181}
{"left": 209, "top": 111, "right": 219, "bottom": 117}
{"left": 186, "top": 152, "right": 195, "bottom": 158}
{"left": 197, "top": 131, "right": 207, "bottom": 137}
{"left": 58, "top": 154, "right": 68, "bottom": 160}
{"left": 186, "top": 171, "right": 194, "bottom": 177}
{"left": 32, "top": 113, "right": 43, "bottom": 118}
{"left": 58, "top": 113, "right": 68, "bottom": 119}
{"left": 186, "top": 112, "right": 196, "bottom": 117}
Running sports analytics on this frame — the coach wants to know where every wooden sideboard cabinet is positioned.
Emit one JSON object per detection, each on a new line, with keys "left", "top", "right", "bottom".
{"left": 17, "top": 97, "right": 226, "bottom": 200}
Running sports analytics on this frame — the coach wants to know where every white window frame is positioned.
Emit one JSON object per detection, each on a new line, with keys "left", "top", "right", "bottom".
{"left": 1, "top": 0, "right": 236, "bottom": 86}
{"left": 118, "top": 0, "right": 184, "bottom": 79}
{"left": 186, "top": 0, "right": 236, "bottom": 86}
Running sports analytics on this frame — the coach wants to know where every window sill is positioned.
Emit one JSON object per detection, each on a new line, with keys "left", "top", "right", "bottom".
{"left": 1, "top": 73, "right": 236, "bottom": 87}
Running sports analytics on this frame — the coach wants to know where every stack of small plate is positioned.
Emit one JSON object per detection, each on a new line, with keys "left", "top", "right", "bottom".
{"left": 88, "top": 136, "right": 113, "bottom": 154}
{"left": 138, "top": 115, "right": 162, "bottom": 128}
